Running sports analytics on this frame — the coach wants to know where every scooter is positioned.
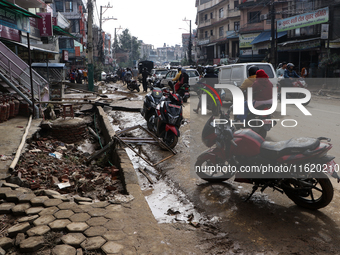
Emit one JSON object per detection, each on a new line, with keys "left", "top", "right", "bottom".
{"left": 278, "top": 77, "right": 311, "bottom": 106}
{"left": 176, "top": 84, "right": 190, "bottom": 103}
{"left": 195, "top": 108, "right": 339, "bottom": 210}
{"left": 141, "top": 86, "right": 164, "bottom": 129}
{"left": 147, "top": 93, "right": 183, "bottom": 149}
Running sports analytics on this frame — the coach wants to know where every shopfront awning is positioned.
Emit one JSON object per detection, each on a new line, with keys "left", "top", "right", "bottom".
{"left": 251, "top": 31, "right": 287, "bottom": 45}
{"left": 0, "top": 0, "right": 41, "bottom": 18}
{"left": 32, "top": 63, "right": 66, "bottom": 69}
{"left": 53, "top": 25, "right": 76, "bottom": 38}
{"left": 0, "top": 39, "right": 59, "bottom": 54}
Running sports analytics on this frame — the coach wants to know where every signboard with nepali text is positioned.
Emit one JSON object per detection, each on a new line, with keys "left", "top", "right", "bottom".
{"left": 0, "top": 25, "right": 20, "bottom": 42}
{"left": 37, "top": 12, "right": 53, "bottom": 37}
{"left": 0, "top": 8, "right": 30, "bottom": 33}
{"left": 277, "top": 7, "right": 329, "bottom": 32}
{"left": 239, "top": 33, "right": 260, "bottom": 48}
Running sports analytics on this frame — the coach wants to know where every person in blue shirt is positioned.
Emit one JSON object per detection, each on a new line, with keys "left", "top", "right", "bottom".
{"left": 281, "top": 63, "right": 300, "bottom": 88}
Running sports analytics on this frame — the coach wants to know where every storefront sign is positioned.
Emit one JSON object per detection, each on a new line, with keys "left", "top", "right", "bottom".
{"left": 37, "top": 12, "right": 53, "bottom": 37}
{"left": 326, "top": 42, "right": 340, "bottom": 48}
{"left": 0, "top": 25, "right": 20, "bottom": 42}
{"left": 240, "top": 49, "right": 259, "bottom": 55}
{"left": 75, "top": 46, "right": 80, "bottom": 57}
{"left": 321, "top": 24, "right": 329, "bottom": 40}
{"left": 277, "top": 7, "right": 329, "bottom": 32}
{"left": 0, "top": 8, "right": 30, "bottom": 33}
{"left": 278, "top": 40, "right": 321, "bottom": 51}
{"left": 62, "top": 50, "right": 68, "bottom": 61}
{"left": 198, "top": 39, "right": 210, "bottom": 45}
{"left": 239, "top": 33, "right": 260, "bottom": 48}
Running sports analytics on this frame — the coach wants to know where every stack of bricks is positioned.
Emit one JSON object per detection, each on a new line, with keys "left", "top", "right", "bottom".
{"left": 51, "top": 123, "right": 88, "bottom": 144}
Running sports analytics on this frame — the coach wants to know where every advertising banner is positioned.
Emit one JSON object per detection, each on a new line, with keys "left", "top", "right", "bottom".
{"left": 277, "top": 7, "right": 329, "bottom": 32}
{"left": 0, "top": 24, "right": 20, "bottom": 42}
{"left": 37, "top": 12, "right": 53, "bottom": 37}
{"left": 0, "top": 8, "right": 30, "bottom": 33}
{"left": 239, "top": 33, "right": 260, "bottom": 48}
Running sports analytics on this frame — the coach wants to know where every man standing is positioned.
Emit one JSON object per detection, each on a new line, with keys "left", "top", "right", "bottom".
{"left": 142, "top": 68, "right": 150, "bottom": 92}
{"left": 276, "top": 62, "right": 287, "bottom": 78}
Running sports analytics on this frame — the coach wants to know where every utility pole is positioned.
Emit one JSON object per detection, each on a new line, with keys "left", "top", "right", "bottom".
{"left": 99, "top": 4, "right": 115, "bottom": 64}
{"left": 183, "top": 18, "right": 193, "bottom": 65}
{"left": 270, "top": 0, "right": 276, "bottom": 67}
{"left": 87, "top": 0, "right": 94, "bottom": 91}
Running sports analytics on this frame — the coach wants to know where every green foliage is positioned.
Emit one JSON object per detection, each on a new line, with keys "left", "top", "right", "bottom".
{"left": 93, "top": 62, "right": 104, "bottom": 81}
{"left": 319, "top": 53, "right": 340, "bottom": 69}
{"left": 115, "top": 29, "right": 141, "bottom": 67}
{"left": 181, "top": 57, "right": 188, "bottom": 66}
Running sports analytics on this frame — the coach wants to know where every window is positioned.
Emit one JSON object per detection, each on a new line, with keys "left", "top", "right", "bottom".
{"left": 228, "top": 24, "right": 230, "bottom": 31}
{"left": 205, "top": 31, "right": 208, "bottom": 38}
{"left": 282, "top": 7, "right": 288, "bottom": 19}
{"left": 219, "top": 8, "right": 224, "bottom": 18}
{"left": 221, "top": 68, "right": 231, "bottom": 80}
{"left": 210, "top": 12, "right": 213, "bottom": 19}
{"left": 70, "top": 19, "right": 79, "bottom": 33}
{"left": 231, "top": 66, "right": 243, "bottom": 80}
{"left": 246, "top": 65, "right": 274, "bottom": 78}
{"left": 234, "top": 21, "right": 240, "bottom": 31}
{"left": 65, "top": 1, "right": 73, "bottom": 12}
{"left": 59, "top": 38, "right": 74, "bottom": 49}
{"left": 205, "top": 14, "right": 208, "bottom": 21}
{"left": 55, "top": 1, "right": 63, "bottom": 12}
{"left": 248, "top": 11, "right": 261, "bottom": 24}
{"left": 219, "top": 26, "right": 224, "bottom": 37}
{"left": 234, "top": 0, "right": 239, "bottom": 9}
{"left": 210, "top": 30, "right": 213, "bottom": 36}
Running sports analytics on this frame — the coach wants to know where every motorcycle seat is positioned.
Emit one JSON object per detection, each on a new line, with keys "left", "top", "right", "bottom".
{"left": 260, "top": 137, "right": 320, "bottom": 159}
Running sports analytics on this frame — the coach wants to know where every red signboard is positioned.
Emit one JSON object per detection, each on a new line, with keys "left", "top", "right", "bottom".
{"left": 52, "top": 17, "right": 57, "bottom": 26}
{"left": 62, "top": 50, "right": 69, "bottom": 61}
{"left": 75, "top": 46, "right": 80, "bottom": 57}
{"left": 0, "top": 25, "right": 20, "bottom": 42}
{"left": 37, "top": 12, "right": 53, "bottom": 37}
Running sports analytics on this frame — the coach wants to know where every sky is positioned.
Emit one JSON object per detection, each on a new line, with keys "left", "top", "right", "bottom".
{"left": 95, "top": 0, "right": 197, "bottom": 48}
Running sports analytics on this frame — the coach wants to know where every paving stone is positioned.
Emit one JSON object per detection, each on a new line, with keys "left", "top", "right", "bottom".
{"left": 91, "top": 201, "right": 109, "bottom": 208}
{"left": 18, "top": 193, "right": 36, "bottom": 203}
{"left": 39, "top": 206, "right": 59, "bottom": 216}
{"left": 105, "top": 204, "right": 123, "bottom": 212}
{"left": 18, "top": 215, "right": 39, "bottom": 224}
{"left": 0, "top": 203, "right": 15, "bottom": 214}
{"left": 58, "top": 203, "right": 83, "bottom": 213}
{"left": 78, "top": 202, "right": 92, "bottom": 205}
{"left": 74, "top": 196, "right": 92, "bottom": 203}
{"left": 11, "top": 203, "right": 31, "bottom": 215}
{"left": 86, "top": 217, "right": 108, "bottom": 227}
{"left": 48, "top": 219, "right": 71, "bottom": 231}
{"left": 80, "top": 236, "right": 106, "bottom": 251}
{"left": 66, "top": 222, "right": 89, "bottom": 232}
{"left": 44, "top": 198, "right": 63, "bottom": 207}
{"left": 33, "top": 215, "right": 55, "bottom": 226}
{"left": 54, "top": 210, "right": 74, "bottom": 219}
{"left": 69, "top": 213, "right": 91, "bottom": 222}
{"left": 7, "top": 222, "right": 31, "bottom": 237}
{"left": 78, "top": 205, "right": 92, "bottom": 212}
{"left": 0, "top": 188, "right": 12, "bottom": 199}
{"left": 15, "top": 187, "right": 33, "bottom": 194}
{"left": 61, "top": 233, "right": 86, "bottom": 248}
{"left": 2, "top": 183, "right": 20, "bottom": 189}
{"left": 0, "top": 247, "right": 5, "bottom": 255}
{"left": 30, "top": 196, "right": 49, "bottom": 206}
{"left": 15, "top": 233, "right": 25, "bottom": 246}
{"left": 52, "top": 195, "right": 70, "bottom": 201}
{"left": 84, "top": 226, "right": 108, "bottom": 237}
{"left": 25, "top": 206, "right": 44, "bottom": 215}
{"left": 19, "top": 236, "right": 45, "bottom": 252}
{"left": 88, "top": 208, "right": 108, "bottom": 217}
{"left": 5, "top": 190, "right": 23, "bottom": 202}
{"left": 103, "top": 231, "right": 127, "bottom": 241}
{"left": 52, "top": 244, "right": 76, "bottom": 255}
{"left": 122, "top": 248, "right": 137, "bottom": 255}
{"left": 101, "top": 241, "right": 124, "bottom": 254}
{"left": 44, "top": 189, "right": 60, "bottom": 197}
{"left": 26, "top": 225, "right": 51, "bottom": 237}
{"left": 105, "top": 219, "right": 125, "bottom": 230}
{"left": 104, "top": 212, "right": 125, "bottom": 220}
{"left": 0, "top": 237, "right": 13, "bottom": 250}
{"left": 76, "top": 248, "right": 83, "bottom": 255}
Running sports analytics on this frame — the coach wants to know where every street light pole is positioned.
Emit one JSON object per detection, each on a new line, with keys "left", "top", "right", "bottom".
{"left": 270, "top": 0, "right": 276, "bottom": 67}
{"left": 87, "top": 0, "right": 94, "bottom": 91}
{"left": 183, "top": 18, "right": 193, "bottom": 65}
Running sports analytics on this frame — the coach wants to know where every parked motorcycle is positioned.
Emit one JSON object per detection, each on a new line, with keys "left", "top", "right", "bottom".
{"left": 147, "top": 93, "right": 183, "bottom": 149}
{"left": 195, "top": 108, "right": 339, "bottom": 210}
{"left": 176, "top": 83, "right": 190, "bottom": 103}
{"left": 105, "top": 73, "right": 118, "bottom": 84}
{"left": 141, "top": 86, "right": 164, "bottom": 128}
{"left": 127, "top": 79, "right": 140, "bottom": 92}
{"left": 278, "top": 77, "right": 311, "bottom": 106}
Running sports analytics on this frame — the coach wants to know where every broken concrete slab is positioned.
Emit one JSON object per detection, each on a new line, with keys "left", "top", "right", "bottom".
{"left": 0, "top": 237, "right": 13, "bottom": 250}
{"left": 19, "top": 236, "right": 45, "bottom": 252}
{"left": 0, "top": 203, "right": 15, "bottom": 214}
{"left": 7, "top": 222, "right": 31, "bottom": 237}
{"left": 18, "top": 215, "right": 39, "bottom": 224}
{"left": 15, "top": 233, "right": 25, "bottom": 246}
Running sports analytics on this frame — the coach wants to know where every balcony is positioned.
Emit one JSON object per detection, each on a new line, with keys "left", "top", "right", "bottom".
{"left": 227, "top": 8, "right": 241, "bottom": 18}
{"left": 238, "top": 0, "right": 270, "bottom": 9}
{"left": 7, "top": 0, "right": 46, "bottom": 9}
{"left": 197, "top": 0, "right": 227, "bottom": 13}
{"left": 239, "top": 23, "right": 264, "bottom": 33}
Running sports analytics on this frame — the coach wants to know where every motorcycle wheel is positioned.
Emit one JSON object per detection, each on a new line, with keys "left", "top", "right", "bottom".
{"left": 283, "top": 174, "right": 333, "bottom": 210}
{"left": 195, "top": 159, "right": 234, "bottom": 183}
{"left": 160, "top": 131, "right": 178, "bottom": 149}
{"left": 127, "top": 86, "right": 134, "bottom": 92}
{"left": 183, "top": 97, "right": 188, "bottom": 103}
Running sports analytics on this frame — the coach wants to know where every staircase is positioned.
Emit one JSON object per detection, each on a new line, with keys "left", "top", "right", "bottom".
{"left": 0, "top": 40, "right": 49, "bottom": 116}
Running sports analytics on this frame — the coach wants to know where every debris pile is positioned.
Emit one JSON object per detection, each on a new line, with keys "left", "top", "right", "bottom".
{"left": 12, "top": 137, "right": 124, "bottom": 201}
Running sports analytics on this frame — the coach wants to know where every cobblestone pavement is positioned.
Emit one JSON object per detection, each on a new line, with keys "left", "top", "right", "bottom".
{"left": 0, "top": 184, "right": 171, "bottom": 254}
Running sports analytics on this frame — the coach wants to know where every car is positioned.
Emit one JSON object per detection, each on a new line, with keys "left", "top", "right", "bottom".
{"left": 160, "top": 68, "right": 200, "bottom": 89}
{"left": 218, "top": 62, "right": 277, "bottom": 102}
{"left": 150, "top": 68, "right": 168, "bottom": 83}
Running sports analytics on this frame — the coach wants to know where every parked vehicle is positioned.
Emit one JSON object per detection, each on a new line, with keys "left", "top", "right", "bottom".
{"left": 105, "top": 73, "right": 118, "bottom": 83}
{"left": 218, "top": 63, "right": 277, "bottom": 102}
{"left": 278, "top": 77, "right": 310, "bottom": 106}
{"left": 141, "top": 86, "right": 164, "bottom": 128}
{"left": 195, "top": 108, "right": 339, "bottom": 210}
{"left": 127, "top": 79, "right": 140, "bottom": 92}
{"left": 150, "top": 69, "right": 168, "bottom": 83}
{"left": 161, "top": 68, "right": 200, "bottom": 90}
{"left": 147, "top": 93, "right": 183, "bottom": 149}
{"left": 176, "top": 83, "right": 190, "bottom": 103}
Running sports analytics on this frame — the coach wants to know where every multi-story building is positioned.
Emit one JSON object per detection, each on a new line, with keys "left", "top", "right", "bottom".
{"left": 139, "top": 42, "right": 154, "bottom": 60}
{"left": 52, "top": 0, "right": 87, "bottom": 68}
{"left": 196, "top": 0, "right": 241, "bottom": 64}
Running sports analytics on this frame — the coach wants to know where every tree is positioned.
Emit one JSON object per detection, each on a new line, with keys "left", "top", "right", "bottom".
{"left": 115, "top": 29, "right": 141, "bottom": 67}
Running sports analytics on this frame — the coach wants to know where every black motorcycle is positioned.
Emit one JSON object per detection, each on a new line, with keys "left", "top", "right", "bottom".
{"left": 147, "top": 93, "right": 183, "bottom": 149}
{"left": 127, "top": 78, "right": 140, "bottom": 92}
{"left": 105, "top": 73, "right": 118, "bottom": 83}
{"left": 176, "top": 84, "right": 190, "bottom": 103}
{"left": 141, "top": 86, "right": 164, "bottom": 128}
